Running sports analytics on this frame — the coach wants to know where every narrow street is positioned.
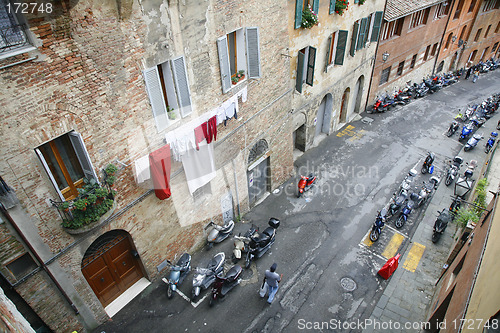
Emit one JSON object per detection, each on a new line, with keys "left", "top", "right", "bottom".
{"left": 95, "top": 70, "right": 500, "bottom": 333}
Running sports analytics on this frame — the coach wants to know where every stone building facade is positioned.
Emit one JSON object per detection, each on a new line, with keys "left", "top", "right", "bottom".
{"left": 288, "top": 0, "right": 386, "bottom": 153}
{"left": 0, "top": 0, "right": 293, "bottom": 331}
{"left": 368, "top": 0, "right": 450, "bottom": 104}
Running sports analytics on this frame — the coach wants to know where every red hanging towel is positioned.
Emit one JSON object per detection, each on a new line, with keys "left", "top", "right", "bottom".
{"left": 149, "top": 144, "right": 172, "bottom": 200}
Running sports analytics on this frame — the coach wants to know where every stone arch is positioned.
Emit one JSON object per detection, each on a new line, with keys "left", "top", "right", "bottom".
{"left": 315, "top": 93, "right": 333, "bottom": 137}
{"left": 81, "top": 229, "right": 145, "bottom": 308}
{"left": 353, "top": 76, "right": 364, "bottom": 114}
{"left": 247, "top": 139, "right": 269, "bottom": 166}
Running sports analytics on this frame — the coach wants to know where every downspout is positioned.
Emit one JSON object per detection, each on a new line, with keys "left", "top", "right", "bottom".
{"left": 231, "top": 159, "right": 241, "bottom": 218}
{"left": 364, "top": 0, "right": 389, "bottom": 111}
{"left": 0, "top": 202, "right": 79, "bottom": 314}
{"left": 432, "top": 0, "right": 456, "bottom": 74}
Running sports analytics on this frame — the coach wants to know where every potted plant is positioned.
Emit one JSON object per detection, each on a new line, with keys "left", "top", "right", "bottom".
{"left": 73, "top": 198, "right": 88, "bottom": 211}
{"left": 166, "top": 106, "right": 177, "bottom": 120}
{"left": 60, "top": 201, "right": 70, "bottom": 212}
{"left": 335, "top": 0, "right": 349, "bottom": 15}
{"left": 104, "top": 163, "right": 118, "bottom": 176}
{"left": 106, "top": 175, "right": 116, "bottom": 186}
{"left": 231, "top": 70, "right": 245, "bottom": 84}
{"left": 301, "top": 5, "right": 319, "bottom": 28}
{"left": 95, "top": 187, "right": 109, "bottom": 199}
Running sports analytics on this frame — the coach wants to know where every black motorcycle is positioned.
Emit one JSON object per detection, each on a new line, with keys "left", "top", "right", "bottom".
{"left": 432, "top": 210, "right": 451, "bottom": 243}
{"left": 242, "top": 218, "right": 280, "bottom": 268}
{"left": 421, "top": 152, "right": 435, "bottom": 174}
{"left": 446, "top": 121, "right": 460, "bottom": 137}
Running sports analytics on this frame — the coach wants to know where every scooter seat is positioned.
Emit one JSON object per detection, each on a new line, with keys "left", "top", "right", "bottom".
{"left": 225, "top": 265, "right": 242, "bottom": 282}
{"left": 219, "top": 220, "right": 234, "bottom": 233}
{"left": 177, "top": 253, "right": 191, "bottom": 267}
{"left": 262, "top": 227, "right": 275, "bottom": 237}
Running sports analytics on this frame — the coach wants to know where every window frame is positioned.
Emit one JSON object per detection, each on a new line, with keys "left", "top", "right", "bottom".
{"left": 424, "top": 45, "right": 431, "bottom": 61}
{"left": 408, "top": 8, "right": 430, "bottom": 30}
{"left": 379, "top": 66, "right": 391, "bottom": 85}
{"left": 474, "top": 28, "right": 482, "bottom": 42}
{"left": 484, "top": 25, "right": 491, "bottom": 38}
{"left": 296, "top": 46, "right": 316, "bottom": 93}
{"left": 35, "top": 131, "right": 99, "bottom": 201}
{"left": 410, "top": 54, "right": 417, "bottom": 69}
{"left": 0, "top": 0, "right": 36, "bottom": 60}
{"left": 397, "top": 61, "right": 404, "bottom": 76}
{"left": 381, "top": 18, "right": 404, "bottom": 41}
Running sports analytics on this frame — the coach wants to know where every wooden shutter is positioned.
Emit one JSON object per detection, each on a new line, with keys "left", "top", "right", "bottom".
{"left": 305, "top": 47, "right": 316, "bottom": 86}
{"left": 171, "top": 56, "right": 192, "bottom": 117}
{"left": 68, "top": 132, "right": 99, "bottom": 184}
{"left": 370, "top": 11, "right": 383, "bottom": 42}
{"left": 217, "top": 36, "right": 231, "bottom": 94}
{"left": 350, "top": 21, "right": 359, "bottom": 56}
{"left": 35, "top": 148, "right": 65, "bottom": 200}
{"left": 357, "top": 18, "right": 368, "bottom": 50}
{"left": 295, "top": 0, "right": 304, "bottom": 29}
{"left": 335, "top": 30, "right": 348, "bottom": 65}
{"left": 296, "top": 51, "right": 305, "bottom": 93}
{"left": 329, "top": 0, "right": 335, "bottom": 14}
{"left": 325, "top": 34, "right": 333, "bottom": 72}
{"left": 245, "top": 27, "right": 261, "bottom": 79}
{"left": 143, "top": 66, "right": 169, "bottom": 131}
{"left": 312, "top": 0, "right": 319, "bottom": 13}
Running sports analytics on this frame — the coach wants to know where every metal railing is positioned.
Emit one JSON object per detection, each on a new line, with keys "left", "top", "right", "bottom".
{"left": 0, "top": 22, "right": 31, "bottom": 55}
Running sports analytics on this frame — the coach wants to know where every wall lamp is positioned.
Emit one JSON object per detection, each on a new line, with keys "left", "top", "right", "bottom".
{"left": 382, "top": 52, "right": 390, "bottom": 62}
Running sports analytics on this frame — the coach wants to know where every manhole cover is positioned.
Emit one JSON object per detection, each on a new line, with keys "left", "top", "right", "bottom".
{"left": 340, "top": 277, "right": 357, "bottom": 291}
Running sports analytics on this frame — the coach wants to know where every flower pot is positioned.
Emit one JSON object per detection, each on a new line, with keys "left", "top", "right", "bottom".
{"left": 63, "top": 198, "right": 117, "bottom": 235}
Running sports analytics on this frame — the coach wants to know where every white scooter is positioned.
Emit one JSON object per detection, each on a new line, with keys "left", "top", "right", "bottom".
{"left": 205, "top": 220, "right": 234, "bottom": 250}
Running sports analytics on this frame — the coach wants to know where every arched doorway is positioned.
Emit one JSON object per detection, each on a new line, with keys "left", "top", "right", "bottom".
{"left": 247, "top": 139, "right": 270, "bottom": 206}
{"left": 82, "top": 230, "right": 145, "bottom": 308}
{"left": 315, "top": 94, "right": 333, "bottom": 138}
{"left": 339, "top": 88, "right": 350, "bottom": 124}
{"left": 353, "top": 76, "right": 364, "bottom": 114}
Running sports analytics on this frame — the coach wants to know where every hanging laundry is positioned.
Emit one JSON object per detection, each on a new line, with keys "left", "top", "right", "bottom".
{"left": 181, "top": 142, "right": 216, "bottom": 195}
{"left": 202, "top": 116, "right": 217, "bottom": 143}
{"left": 149, "top": 144, "right": 172, "bottom": 200}
{"left": 134, "top": 155, "right": 151, "bottom": 184}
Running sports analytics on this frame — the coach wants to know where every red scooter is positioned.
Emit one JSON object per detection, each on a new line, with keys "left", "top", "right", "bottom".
{"left": 209, "top": 265, "right": 242, "bottom": 307}
{"left": 297, "top": 173, "right": 316, "bottom": 197}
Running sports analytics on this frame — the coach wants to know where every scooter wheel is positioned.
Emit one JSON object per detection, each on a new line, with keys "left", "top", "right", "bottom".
{"left": 369, "top": 229, "right": 380, "bottom": 242}
{"left": 206, "top": 242, "right": 214, "bottom": 251}
{"left": 445, "top": 176, "right": 453, "bottom": 186}
{"left": 485, "top": 146, "right": 491, "bottom": 153}
{"left": 245, "top": 258, "right": 251, "bottom": 269}
{"left": 167, "top": 285, "right": 174, "bottom": 299}
{"left": 209, "top": 296, "right": 215, "bottom": 307}
{"left": 464, "top": 146, "right": 471, "bottom": 152}
{"left": 421, "top": 166, "right": 428, "bottom": 174}
{"left": 395, "top": 216, "right": 405, "bottom": 229}
{"left": 432, "top": 233, "right": 441, "bottom": 243}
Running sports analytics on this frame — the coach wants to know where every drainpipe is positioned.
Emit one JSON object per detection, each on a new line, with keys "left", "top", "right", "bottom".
{"left": 364, "top": 0, "right": 389, "bottom": 111}
{"left": 0, "top": 202, "right": 79, "bottom": 314}
{"left": 231, "top": 159, "right": 241, "bottom": 218}
{"left": 432, "top": 0, "right": 456, "bottom": 74}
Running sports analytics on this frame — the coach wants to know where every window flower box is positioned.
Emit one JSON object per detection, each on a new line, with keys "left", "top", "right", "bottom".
{"left": 301, "top": 5, "right": 319, "bottom": 29}
{"left": 335, "top": 0, "right": 349, "bottom": 15}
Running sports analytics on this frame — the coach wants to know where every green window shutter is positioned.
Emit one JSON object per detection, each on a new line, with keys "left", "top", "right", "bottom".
{"left": 312, "top": 0, "right": 320, "bottom": 13}
{"left": 357, "top": 18, "right": 368, "bottom": 50}
{"left": 371, "top": 11, "right": 383, "bottom": 42}
{"left": 295, "top": 0, "right": 304, "bottom": 29}
{"left": 144, "top": 66, "right": 169, "bottom": 131}
{"left": 217, "top": 36, "right": 231, "bottom": 94}
{"left": 350, "top": 21, "right": 359, "bottom": 56}
{"left": 305, "top": 46, "right": 316, "bottom": 86}
{"left": 296, "top": 51, "right": 305, "bottom": 93}
{"left": 329, "top": 0, "right": 335, "bottom": 14}
{"left": 171, "top": 56, "right": 192, "bottom": 117}
{"left": 335, "top": 30, "right": 348, "bottom": 65}
{"left": 246, "top": 27, "right": 261, "bottom": 79}
{"left": 325, "top": 34, "right": 332, "bottom": 72}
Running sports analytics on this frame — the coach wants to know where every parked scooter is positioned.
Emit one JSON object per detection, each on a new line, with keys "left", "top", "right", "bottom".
{"left": 484, "top": 132, "right": 498, "bottom": 153}
{"left": 162, "top": 253, "right": 192, "bottom": 299}
{"left": 449, "top": 196, "right": 462, "bottom": 219}
{"left": 205, "top": 220, "right": 235, "bottom": 250}
{"left": 387, "top": 190, "right": 408, "bottom": 218}
{"left": 415, "top": 176, "right": 440, "bottom": 208}
{"left": 233, "top": 218, "right": 280, "bottom": 268}
{"left": 432, "top": 210, "right": 451, "bottom": 243}
{"left": 459, "top": 122, "right": 475, "bottom": 142}
{"left": 463, "top": 159, "right": 478, "bottom": 179}
{"left": 297, "top": 174, "right": 317, "bottom": 197}
{"left": 445, "top": 156, "right": 463, "bottom": 186}
{"left": 209, "top": 265, "right": 242, "bottom": 307}
{"left": 421, "top": 152, "right": 435, "bottom": 174}
{"left": 464, "top": 134, "right": 483, "bottom": 151}
{"left": 399, "top": 168, "right": 418, "bottom": 195}
{"left": 446, "top": 121, "right": 460, "bottom": 137}
{"left": 367, "top": 96, "right": 386, "bottom": 113}
{"left": 191, "top": 252, "right": 225, "bottom": 301}
{"left": 395, "top": 192, "right": 419, "bottom": 228}
{"left": 369, "top": 208, "right": 387, "bottom": 242}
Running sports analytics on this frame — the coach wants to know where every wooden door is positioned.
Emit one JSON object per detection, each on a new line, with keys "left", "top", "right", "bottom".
{"left": 82, "top": 233, "right": 143, "bottom": 307}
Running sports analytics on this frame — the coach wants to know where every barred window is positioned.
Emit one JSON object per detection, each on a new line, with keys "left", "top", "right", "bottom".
{"left": 0, "top": 0, "right": 35, "bottom": 59}
{"left": 379, "top": 66, "right": 391, "bottom": 85}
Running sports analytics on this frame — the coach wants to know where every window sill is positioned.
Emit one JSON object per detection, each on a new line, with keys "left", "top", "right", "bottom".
{"left": 0, "top": 45, "right": 37, "bottom": 61}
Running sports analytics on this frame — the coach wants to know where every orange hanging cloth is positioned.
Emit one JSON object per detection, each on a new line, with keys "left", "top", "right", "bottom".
{"left": 149, "top": 144, "right": 172, "bottom": 200}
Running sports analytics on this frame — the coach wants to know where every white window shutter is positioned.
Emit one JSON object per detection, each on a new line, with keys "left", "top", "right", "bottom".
{"left": 143, "top": 66, "right": 169, "bottom": 131}
{"left": 35, "top": 148, "right": 65, "bottom": 200}
{"left": 217, "top": 36, "right": 231, "bottom": 94}
{"left": 171, "top": 56, "right": 193, "bottom": 117}
{"left": 68, "top": 132, "right": 99, "bottom": 184}
{"left": 246, "top": 27, "right": 261, "bottom": 79}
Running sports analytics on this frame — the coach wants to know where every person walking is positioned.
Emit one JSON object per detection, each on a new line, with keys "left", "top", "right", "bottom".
{"left": 472, "top": 68, "right": 479, "bottom": 83}
{"left": 261, "top": 263, "right": 282, "bottom": 304}
{"left": 465, "top": 66, "right": 472, "bottom": 80}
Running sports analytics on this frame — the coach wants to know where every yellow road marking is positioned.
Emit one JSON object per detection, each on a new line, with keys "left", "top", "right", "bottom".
{"left": 348, "top": 129, "right": 366, "bottom": 142}
{"left": 381, "top": 233, "right": 404, "bottom": 259}
{"left": 362, "top": 232, "right": 374, "bottom": 247}
{"left": 403, "top": 242, "right": 426, "bottom": 272}
{"left": 336, "top": 125, "right": 356, "bottom": 137}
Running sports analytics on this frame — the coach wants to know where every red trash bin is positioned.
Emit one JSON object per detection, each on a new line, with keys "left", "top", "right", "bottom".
{"left": 377, "top": 253, "right": 401, "bottom": 280}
